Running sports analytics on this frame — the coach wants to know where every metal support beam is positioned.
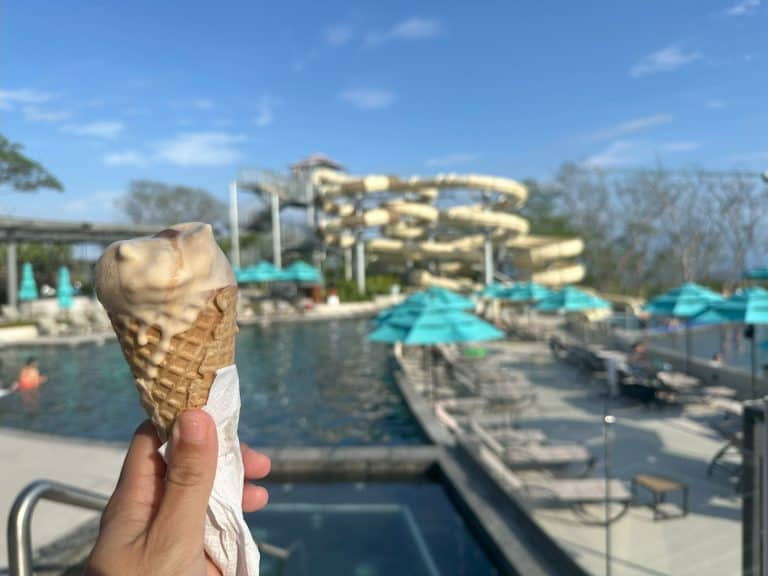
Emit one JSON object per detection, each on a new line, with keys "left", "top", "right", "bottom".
{"left": 484, "top": 234, "right": 494, "bottom": 286}
{"left": 355, "top": 235, "right": 366, "bottom": 294}
{"left": 270, "top": 192, "right": 282, "bottom": 268}
{"left": 344, "top": 247, "right": 353, "bottom": 281}
{"left": 7, "top": 239, "right": 17, "bottom": 309}
{"left": 228, "top": 181, "right": 240, "bottom": 269}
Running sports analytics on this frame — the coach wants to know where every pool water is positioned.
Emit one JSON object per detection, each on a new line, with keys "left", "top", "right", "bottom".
{"left": 250, "top": 482, "right": 499, "bottom": 576}
{"left": 0, "top": 319, "right": 425, "bottom": 446}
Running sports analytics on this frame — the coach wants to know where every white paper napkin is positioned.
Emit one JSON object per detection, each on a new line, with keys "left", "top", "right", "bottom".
{"left": 160, "top": 365, "right": 260, "bottom": 576}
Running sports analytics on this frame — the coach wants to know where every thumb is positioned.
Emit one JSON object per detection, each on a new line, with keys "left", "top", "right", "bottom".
{"left": 151, "top": 409, "right": 218, "bottom": 543}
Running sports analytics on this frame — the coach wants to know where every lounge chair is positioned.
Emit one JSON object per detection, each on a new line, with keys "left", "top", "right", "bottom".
{"left": 466, "top": 437, "right": 631, "bottom": 525}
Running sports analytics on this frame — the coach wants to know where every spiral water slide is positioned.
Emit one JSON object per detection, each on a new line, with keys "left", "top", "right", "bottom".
{"left": 315, "top": 168, "right": 584, "bottom": 289}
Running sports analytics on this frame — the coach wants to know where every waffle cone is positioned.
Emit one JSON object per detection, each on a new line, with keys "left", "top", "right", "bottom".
{"left": 109, "top": 285, "right": 238, "bottom": 437}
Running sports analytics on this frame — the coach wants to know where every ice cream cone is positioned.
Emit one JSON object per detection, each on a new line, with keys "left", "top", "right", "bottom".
{"left": 109, "top": 285, "right": 238, "bottom": 438}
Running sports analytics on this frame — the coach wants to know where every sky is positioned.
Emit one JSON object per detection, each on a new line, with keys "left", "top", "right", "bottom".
{"left": 1, "top": 0, "right": 766, "bottom": 222}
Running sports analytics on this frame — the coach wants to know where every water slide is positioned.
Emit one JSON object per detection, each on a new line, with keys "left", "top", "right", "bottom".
{"left": 315, "top": 168, "right": 584, "bottom": 288}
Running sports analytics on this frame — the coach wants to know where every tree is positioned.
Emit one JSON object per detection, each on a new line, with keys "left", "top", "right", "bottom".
{"left": 0, "top": 133, "right": 63, "bottom": 192}
{"left": 118, "top": 180, "right": 228, "bottom": 228}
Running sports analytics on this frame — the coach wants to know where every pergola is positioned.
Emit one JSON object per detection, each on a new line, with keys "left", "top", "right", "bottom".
{"left": 0, "top": 217, "right": 161, "bottom": 308}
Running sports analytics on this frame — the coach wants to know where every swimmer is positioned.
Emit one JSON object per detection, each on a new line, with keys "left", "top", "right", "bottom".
{"left": 11, "top": 357, "right": 48, "bottom": 392}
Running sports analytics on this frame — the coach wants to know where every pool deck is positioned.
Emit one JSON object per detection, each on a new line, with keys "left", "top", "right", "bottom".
{"left": 400, "top": 339, "right": 742, "bottom": 576}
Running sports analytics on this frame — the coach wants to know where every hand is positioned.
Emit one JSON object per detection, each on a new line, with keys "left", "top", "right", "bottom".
{"left": 85, "top": 410, "right": 270, "bottom": 576}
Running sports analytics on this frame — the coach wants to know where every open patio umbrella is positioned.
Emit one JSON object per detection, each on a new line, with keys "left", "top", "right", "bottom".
{"left": 479, "top": 282, "right": 509, "bottom": 299}
{"left": 282, "top": 260, "right": 322, "bottom": 284}
{"left": 235, "top": 261, "right": 284, "bottom": 283}
{"left": 18, "top": 262, "right": 38, "bottom": 301}
{"left": 57, "top": 266, "right": 74, "bottom": 310}
{"left": 695, "top": 287, "right": 768, "bottom": 397}
{"left": 535, "top": 286, "right": 611, "bottom": 312}
{"left": 745, "top": 268, "right": 768, "bottom": 281}
{"left": 375, "top": 287, "right": 475, "bottom": 324}
{"left": 370, "top": 298, "right": 503, "bottom": 399}
{"left": 501, "top": 282, "right": 553, "bottom": 303}
{"left": 643, "top": 282, "right": 725, "bottom": 372}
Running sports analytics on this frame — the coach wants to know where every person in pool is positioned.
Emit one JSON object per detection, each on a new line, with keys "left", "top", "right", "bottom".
{"left": 12, "top": 357, "right": 47, "bottom": 392}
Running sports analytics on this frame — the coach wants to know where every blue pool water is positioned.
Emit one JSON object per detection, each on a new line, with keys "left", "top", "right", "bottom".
{"left": 251, "top": 482, "right": 498, "bottom": 576}
{"left": 0, "top": 318, "right": 425, "bottom": 446}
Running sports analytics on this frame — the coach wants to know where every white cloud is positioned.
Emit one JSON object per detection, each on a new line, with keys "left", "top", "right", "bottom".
{"left": 584, "top": 140, "right": 639, "bottom": 168}
{"left": 254, "top": 96, "right": 274, "bottom": 127}
{"left": 123, "top": 107, "right": 151, "bottom": 117}
{"left": 586, "top": 114, "right": 673, "bottom": 142}
{"left": 325, "top": 25, "right": 352, "bottom": 46}
{"left": 193, "top": 98, "right": 214, "bottom": 110}
{"left": 63, "top": 121, "right": 124, "bottom": 139}
{"left": 169, "top": 98, "right": 214, "bottom": 110}
{"left": 426, "top": 153, "right": 477, "bottom": 167}
{"left": 392, "top": 18, "right": 441, "bottom": 39}
{"left": 155, "top": 132, "right": 245, "bottom": 166}
{"left": 340, "top": 89, "right": 395, "bottom": 110}
{"left": 366, "top": 17, "right": 441, "bottom": 46}
{"left": 0, "top": 88, "right": 55, "bottom": 110}
{"left": 22, "top": 106, "right": 70, "bottom": 123}
{"left": 707, "top": 99, "right": 726, "bottom": 109}
{"left": 661, "top": 141, "right": 700, "bottom": 152}
{"left": 103, "top": 150, "right": 147, "bottom": 166}
{"left": 629, "top": 44, "right": 701, "bottom": 77}
{"left": 727, "top": 0, "right": 760, "bottom": 15}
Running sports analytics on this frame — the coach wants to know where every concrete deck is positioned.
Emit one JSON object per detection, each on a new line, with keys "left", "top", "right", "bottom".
{"left": 466, "top": 340, "right": 742, "bottom": 576}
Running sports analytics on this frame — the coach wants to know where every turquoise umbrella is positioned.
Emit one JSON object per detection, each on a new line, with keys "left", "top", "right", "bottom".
{"left": 479, "top": 282, "right": 509, "bottom": 299}
{"left": 57, "top": 266, "right": 74, "bottom": 310}
{"left": 235, "top": 261, "right": 284, "bottom": 283}
{"left": 643, "top": 283, "right": 723, "bottom": 318}
{"left": 501, "top": 282, "right": 553, "bottom": 303}
{"left": 369, "top": 307, "right": 504, "bottom": 345}
{"left": 282, "top": 260, "right": 322, "bottom": 284}
{"left": 535, "top": 286, "right": 611, "bottom": 312}
{"left": 695, "top": 287, "right": 768, "bottom": 396}
{"left": 375, "top": 287, "right": 474, "bottom": 324}
{"left": 644, "top": 283, "right": 725, "bottom": 372}
{"left": 18, "top": 262, "right": 38, "bottom": 301}
{"left": 745, "top": 268, "right": 768, "bottom": 281}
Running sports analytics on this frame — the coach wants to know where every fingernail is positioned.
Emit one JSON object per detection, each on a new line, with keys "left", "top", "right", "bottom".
{"left": 175, "top": 410, "right": 208, "bottom": 445}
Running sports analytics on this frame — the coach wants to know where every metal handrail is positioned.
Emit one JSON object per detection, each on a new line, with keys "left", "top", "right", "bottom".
{"left": 7, "top": 479, "right": 290, "bottom": 576}
{"left": 7, "top": 479, "right": 109, "bottom": 576}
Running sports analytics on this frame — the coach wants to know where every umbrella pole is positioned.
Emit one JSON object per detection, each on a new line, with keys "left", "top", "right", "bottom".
{"left": 751, "top": 329, "right": 757, "bottom": 398}
{"left": 685, "top": 323, "right": 691, "bottom": 373}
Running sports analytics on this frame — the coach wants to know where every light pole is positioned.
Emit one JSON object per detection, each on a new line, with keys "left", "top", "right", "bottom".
{"left": 604, "top": 413, "right": 615, "bottom": 576}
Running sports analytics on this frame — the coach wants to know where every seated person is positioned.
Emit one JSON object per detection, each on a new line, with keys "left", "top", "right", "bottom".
{"left": 627, "top": 341, "right": 654, "bottom": 377}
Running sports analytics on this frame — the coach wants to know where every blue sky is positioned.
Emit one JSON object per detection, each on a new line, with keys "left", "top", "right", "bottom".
{"left": 1, "top": 0, "right": 766, "bottom": 222}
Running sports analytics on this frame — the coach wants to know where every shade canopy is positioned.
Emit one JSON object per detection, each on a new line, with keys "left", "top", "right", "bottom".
{"left": 479, "top": 282, "right": 510, "bottom": 299}
{"left": 235, "top": 261, "right": 284, "bottom": 283}
{"left": 369, "top": 306, "right": 504, "bottom": 345}
{"left": 535, "top": 286, "right": 611, "bottom": 312}
{"left": 643, "top": 282, "right": 724, "bottom": 319}
{"left": 18, "top": 262, "right": 38, "bottom": 301}
{"left": 376, "top": 287, "right": 475, "bottom": 324}
{"left": 282, "top": 260, "right": 322, "bottom": 284}
{"left": 694, "top": 287, "right": 768, "bottom": 325}
{"left": 745, "top": 267, "right": 768, "bottom": 280}
{"left": 57, "top": 266, "right": 74, "bottom": 310}
{"left": 501, "top": 282, "right": 553, "bottom": 303}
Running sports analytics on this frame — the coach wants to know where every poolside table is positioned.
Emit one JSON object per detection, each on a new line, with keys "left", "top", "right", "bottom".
{"left": 631, "top": 473, "right": 689, "bottom": 520}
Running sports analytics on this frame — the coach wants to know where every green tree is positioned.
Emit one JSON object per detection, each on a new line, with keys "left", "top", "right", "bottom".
{"left": 0, "top": 133, "right": 63, "bottom": 192}
{"left": 118, "top": 180, "right": 227, "bottom": 228}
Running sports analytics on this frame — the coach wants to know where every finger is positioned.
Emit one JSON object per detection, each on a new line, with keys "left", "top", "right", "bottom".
{"left": 240, "top": 445, "right": 271, "bottom": 480}
{"left": 151, "top": 410, "right": 218, "bottom": 541}
{"left": 102, "top": 420, "right": 164, "bottom": 529}
{"left": 242, "top": 483, "right": 269, "bottom": 512}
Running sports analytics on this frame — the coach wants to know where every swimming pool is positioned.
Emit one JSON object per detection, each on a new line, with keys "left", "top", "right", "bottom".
{"left": 251, "top": 482, "right": 499, "bottom": 576}
{"left": 0, "top": 318, "right": 426, "bottom": 446}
